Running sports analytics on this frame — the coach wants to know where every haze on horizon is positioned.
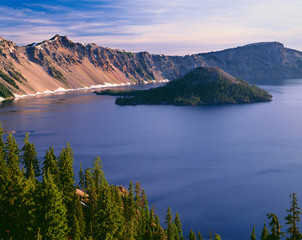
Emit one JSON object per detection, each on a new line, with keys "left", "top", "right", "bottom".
{"left": 0, "top": 0, "right": 302, "bottom": 55}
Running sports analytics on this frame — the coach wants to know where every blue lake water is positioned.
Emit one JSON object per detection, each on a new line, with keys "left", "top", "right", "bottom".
{"left": 1, "top": 80, "right": 302, "bottom": 239}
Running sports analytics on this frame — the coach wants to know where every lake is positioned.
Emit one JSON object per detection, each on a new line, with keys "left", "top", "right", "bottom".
{"left": 1, "top": 80, "right": 302, "bottom": 240}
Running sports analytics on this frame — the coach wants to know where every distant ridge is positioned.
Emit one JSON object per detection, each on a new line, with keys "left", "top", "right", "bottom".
{"left": 0, "top": 35, "right": 301, "bottom": 99}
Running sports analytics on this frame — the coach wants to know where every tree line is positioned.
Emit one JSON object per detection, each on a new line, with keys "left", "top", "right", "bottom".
{"left": 251, "top": 192, "right": 302, "bottom": 240}
{"left": 0, "top": 126, "right": 222, "bottom": 240}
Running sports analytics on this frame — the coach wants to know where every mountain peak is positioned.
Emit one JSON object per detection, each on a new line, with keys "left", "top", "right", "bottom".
{"left": 50, "top": 34, "right": 61, "bottom": 41}
{"left": 244, "top": 41, "right": 284, "bottom": 48}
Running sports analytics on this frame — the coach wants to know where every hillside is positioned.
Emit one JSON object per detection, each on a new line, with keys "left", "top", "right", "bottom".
{"left": 0, "top": 35, "right": 301, "bottom": 99}
{"left": 0, "top": 35, "right": 205, "bottom": 99}
{"left": 199, "top": 42, "right": 302, "bottom": 79}
{"left": 96, "top": 67, "right": 272, "bottom": 105}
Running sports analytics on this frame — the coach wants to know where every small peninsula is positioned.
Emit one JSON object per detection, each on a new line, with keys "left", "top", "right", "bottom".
{"left": 95, "top": 67, "right": 272, "bottom": 106}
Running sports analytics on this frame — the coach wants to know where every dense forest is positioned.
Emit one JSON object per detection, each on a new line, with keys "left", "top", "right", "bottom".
{"left": 1, "top": 125, "right": 302, "bottom": 240}
{"left": 96, "top": 67, "right": 272, "bottom": 106}
{"left": 0, "top": 126, "right": 221, "bottom": 240}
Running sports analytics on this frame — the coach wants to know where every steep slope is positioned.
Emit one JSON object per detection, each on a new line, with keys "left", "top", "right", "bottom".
{"left": 199, "top": 42, "right": 302, "bottom": 79}
{"left": 97, "top": 67, "right": 272, "bottom": 105}
{"left": 0, "top": 35, "right": 206, "bottom": 98}
{"left": 0, "top": 35, "right": 302, "bottom": 99}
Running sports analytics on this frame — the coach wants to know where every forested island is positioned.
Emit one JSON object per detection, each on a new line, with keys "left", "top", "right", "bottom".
{"left": 96, "top": 67, "right": 272, "bottom": 106}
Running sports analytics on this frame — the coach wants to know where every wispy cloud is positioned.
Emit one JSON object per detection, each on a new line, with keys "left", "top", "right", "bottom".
{"left": 1, "top": 0, "right": 302, "bottom": 55}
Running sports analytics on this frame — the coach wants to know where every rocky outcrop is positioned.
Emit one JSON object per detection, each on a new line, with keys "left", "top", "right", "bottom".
{"left": 0, "top": 35, "right": 302, "bottom": 98}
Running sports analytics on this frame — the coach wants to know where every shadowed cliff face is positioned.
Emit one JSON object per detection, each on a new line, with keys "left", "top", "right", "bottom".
{"left": 0, "top": 35, "right": 302, "bottom": 98}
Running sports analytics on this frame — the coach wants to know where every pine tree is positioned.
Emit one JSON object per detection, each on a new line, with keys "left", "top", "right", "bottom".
{"left": 214, "top": 233, "right": 222, "bottom": 240}
{"left": 165, "top": 207, "right": 175, "bottom": 240}
{"left": 174, "top": 212, "right": 183, "bottom": 240}
{"left": 37, "top": 170, "right": 68, "bottom": 240}
{"left": 251, "top": 224, "right": 256, "bottom": 240}
{"left": 5, "top": 133, "right": 22, "bottom": 178}
{"left": 94, "top": 181, "right": 125, "bottom": 239}
{"left": 92, "top": 156, "right": 105, "bottom": 192}
{"left": 70, "top": 193, "right": 86, "bottom": 240}
{"left": 285, "top": 192, "right": 302, "bottom": 240}
{"left": 261, "top": 223, "right": 269, "bottom": 240}
{"left": 0, "top": 126, "right": 10, "bottom": 238}
{"left": 267, "top": 213, "right": 285, "bottom": 240}
{"left": 79, "top": 162, "right": 84, "bottom": 189}
{"left": 18, "top": 164, "right": 39, "bottom": 239}
{"left": 123, "top": 181, "right": 137, "bottom": 240}
{"left": 189, "top": 229, "right": 197, "bottom": 240}
{"left": 21, "top": 133, "right": 41, "bottom": 178}
{"left": 4, "top": 134, "right": 25, "bottom": 239}
{"left": 58, "top": 143, "right": 76, "bottom": 236}
{"left": 197, "top": 231, "right": 204, "bottom": 240}
{"left": 42, "top": 146, "right": 59, "bottom": 182}
{"left": 137, "top": 188, "right": 150, "bottom": 240}
{"left": 84, "top": 168, "right": 97, "bottom": 238}
{"left": 154, "top": 214, "right": 166, "bottom": 240}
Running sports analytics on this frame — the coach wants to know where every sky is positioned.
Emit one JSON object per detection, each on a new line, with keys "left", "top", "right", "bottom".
{"left": 0, "top": 0, "right": 302, "bottom": 55}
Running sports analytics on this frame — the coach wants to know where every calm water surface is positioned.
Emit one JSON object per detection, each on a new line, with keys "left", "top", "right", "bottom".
{"left": 1, "top": 80, "right": 302, "bottom": 240}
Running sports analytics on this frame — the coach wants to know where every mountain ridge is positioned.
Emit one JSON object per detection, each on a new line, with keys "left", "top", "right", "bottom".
{"left": 0, "top": 35, "right": 302, "bottom": 99}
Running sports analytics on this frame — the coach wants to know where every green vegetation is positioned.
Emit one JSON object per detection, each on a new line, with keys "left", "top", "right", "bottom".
{"left": 48, "top": 66, "right": 69, "bottom": 87}
{"left": 0, "top": 69, "right": 19, "bottom": 90}
{"left": 97, "top": 67, "right": 272, "bottom": 106}
{"left": 2, "top": 125, "right": 302, "bottom": 240}
{"left": 8, "top": 70, "right": 27, "bottom": 83}
{"left": 0, "top": 82, "right": 13, "bottom": 98}
{"left": 0, "top": 127, "right": 221, "bottom": 240}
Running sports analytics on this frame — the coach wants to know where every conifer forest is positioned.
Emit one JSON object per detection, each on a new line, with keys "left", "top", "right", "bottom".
{"left": 0, "top": 126, "right": 301, "bottom": 240}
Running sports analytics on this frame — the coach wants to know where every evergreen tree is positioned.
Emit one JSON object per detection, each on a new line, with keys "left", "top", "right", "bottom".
{"left": 18, "top": 164, "right": 39, "bottom": 239}
{"left": 92, "top": 156, "right": 105, "bottom": 192}
{"left": 37, "top": 170, "right": 68, "bottom": 240}
{"left": 189, "top": 229, "right": 197, "bottom": 240}
{"left": 137, "top": 188, "right": 150, "bottom": 240}
{"left": 174, "top": 212, "right": 183, "bottom": 240}
{"left": 165, "top": 207, "right": 175, "bottom": 240}
{"left": 84, "top": 168, "right": 97, "bottom": 238}
{"left": 58, "top": 143, "right": 77, "bottom": 237}
{"left": 123, "top": 181, "right": 137, "bottom": 240}
{"left": 79, "top": 162, "right": 84, "bottom": 189}
{"left": 197, "top": 231, "right": 204, "bottom": 240}
{"left": 285, "top": 192, "right": 302, "bottom": 240}
{"left": 214, "top": 233, "right": 222, "bottom": 240}
{"left": 94, "top": 181, "right": 125, "bottom": 239}
{"left": 267, "top": 213, "right": 285, "bottom": 240}
{"left": 5, "top": 133, "right": 22, "bottom": 178}
{"left": 154, "top": 214, "right": 166, "bottom": 240}
{"left": 21, "top": 133, "right": 41, "bottom": 178}
{"left": 4, "top": 134, "right": 25, "bottom": 239}
{"left": 42, "top": 146, "right": 59, "bottom": 182}
{"left": 251, "top": 224, "right": 256, "bottom": 240}
{"left": 261, "top": 223, "right": 269, "bottom": 240}
{"left": 70, "top": 193, "right": 86, "bottom": 240}
{"left": 0, "top": 126, "right": 10, "bottom": 238}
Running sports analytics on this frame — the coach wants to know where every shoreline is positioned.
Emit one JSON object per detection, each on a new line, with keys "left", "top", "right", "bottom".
{"left": 0, "top": 80, "right": 169, "bottom": 102}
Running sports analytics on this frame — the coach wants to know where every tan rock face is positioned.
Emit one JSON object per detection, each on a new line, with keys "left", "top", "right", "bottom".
{"left": 0, "top": 35, "right": 302, "bottom": 98}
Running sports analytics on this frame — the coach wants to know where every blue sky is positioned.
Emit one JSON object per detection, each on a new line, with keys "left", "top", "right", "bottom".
{"left": 1, "top": 0, "right": 302, "bottom": 55}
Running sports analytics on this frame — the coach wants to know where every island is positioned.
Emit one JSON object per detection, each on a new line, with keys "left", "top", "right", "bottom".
{"left": 95, "top": 67, "right": 272, "bottom": 106}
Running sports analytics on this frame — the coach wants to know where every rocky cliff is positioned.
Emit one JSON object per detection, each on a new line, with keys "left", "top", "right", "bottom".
{"left": 0, "top": 35, "right": 302, "bottom": 99}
